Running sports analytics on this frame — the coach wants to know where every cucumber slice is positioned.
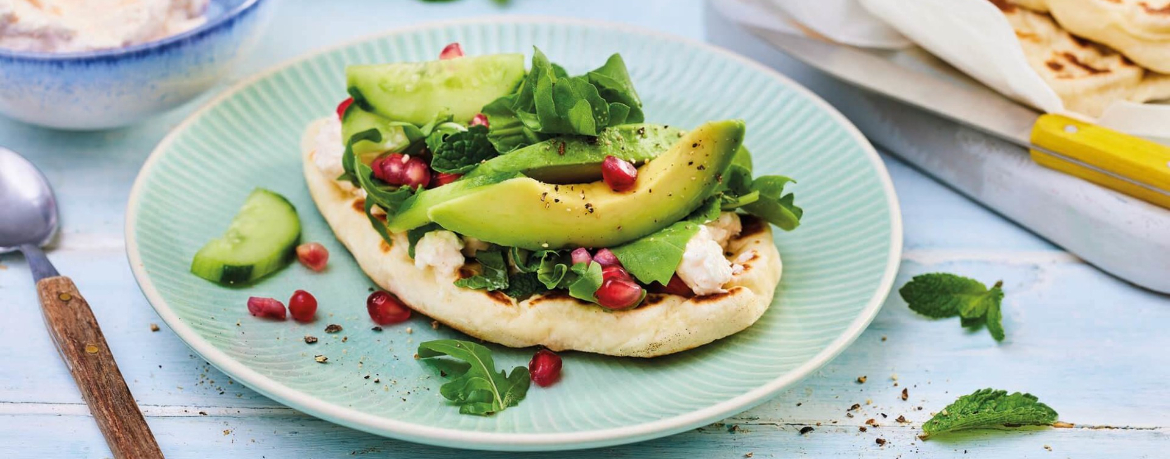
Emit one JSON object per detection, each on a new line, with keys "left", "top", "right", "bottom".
{"left": 347, "top": 54, "right": 526, "bottom": 125}
{"left": 341, "top": 107, "right": 423, "bottom": 159}
{"left": 190, "top": 188, "right": 301, "bottom": 285}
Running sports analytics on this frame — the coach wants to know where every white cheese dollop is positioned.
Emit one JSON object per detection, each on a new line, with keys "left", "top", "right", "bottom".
{"left": 413, "top": 230, "right": 465, "bottom": 279}
{"left": 0, "top": 0, "right": 210, "bottom": 53}
{"left": 704, "top": 212, "right": 742, "bottom": 247}
{"left": 676, "top": 226, "right": 734, "bottom": 296}
{"left": 313, "top": 116, "right": 346, "bottom": 180}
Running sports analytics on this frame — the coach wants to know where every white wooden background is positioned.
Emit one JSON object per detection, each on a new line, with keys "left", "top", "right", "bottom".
{"left": 0, "top": 1, "right": 1166, "bottom": 457}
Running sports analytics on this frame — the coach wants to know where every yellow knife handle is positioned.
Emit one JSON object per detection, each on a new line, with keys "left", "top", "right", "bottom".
{"left": 1030, "top": 114, "right": 1170, "bottom": 208}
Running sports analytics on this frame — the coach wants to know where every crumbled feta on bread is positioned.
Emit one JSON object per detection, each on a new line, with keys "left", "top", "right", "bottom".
{"left": 705, "top": 212, "right": 742, "bottom": 247}
{"left": 413, "top": 230, "right": 465, "bottom": 279}
{"left": 677, "top": 225, "right": 734, "bottom": 296}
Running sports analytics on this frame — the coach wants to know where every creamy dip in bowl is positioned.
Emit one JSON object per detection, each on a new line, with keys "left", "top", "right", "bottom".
{"left": 0, "top": 0, "right": 270, "bottom": 130}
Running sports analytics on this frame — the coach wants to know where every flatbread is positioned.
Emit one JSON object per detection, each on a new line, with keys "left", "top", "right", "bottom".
{"left": 301, "top": 119, "right": 783, "bottom": 357}
{"left": 998, "top": 0, "right": 1170, "bottom": 116}
{"left": 1037, "top": 0, "right": 1170, "bottom": 74}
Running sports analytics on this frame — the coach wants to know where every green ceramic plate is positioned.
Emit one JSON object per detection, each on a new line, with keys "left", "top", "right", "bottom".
{"left": 126, "top": 17, "right": 902, "bottom": 451}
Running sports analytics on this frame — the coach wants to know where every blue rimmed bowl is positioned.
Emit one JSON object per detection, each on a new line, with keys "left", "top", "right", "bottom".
{"left": 0, "top": 0, "right": 272, "bottom": 130}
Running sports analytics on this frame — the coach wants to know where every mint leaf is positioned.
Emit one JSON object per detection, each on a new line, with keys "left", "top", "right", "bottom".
{"left": 611, "top": 199, "right": 720, "bottom": 285}
{"left": 900, "top": 273, "right": 1005, "bottom": 341}
{"left": 503, "top": 272, "right": 542, "bottom": 300}
{"left": 454, "top": 250, "right": 509, "bottom": 291}
{"left": 922, "top": 389, "right": 1058, "bottom": 438}
{"left": 431, "top": 125, "right": 499, "bottom": 174}
{"left": 567, "top": 262, "right": 604, "bottom": 303}
{"left": 417, "top": 340, "right": 530, "bottom": 416}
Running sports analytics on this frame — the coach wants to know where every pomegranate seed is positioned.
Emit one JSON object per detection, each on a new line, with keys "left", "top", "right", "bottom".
{"left": 288, "top": 290, "right": 318, "bottom": 323}
{"left": 377, "top": 154, "right": 409, "bottom": 184}
{"left": 595, "top": 278, "right": 644, "bottom": 310}
{"left": 593, "top": 248, "right": 620, "bottom": 268}
{"left": 571, "top": 247, "right": 592, "bottom": 266}
{"left": 439, "top": 42, "right": 464, "bottom": 60}
{"left": 602, "top": 265, "right": 632, "bottom": 282}
{"left": 601, "top": 155, "right": 637, "bottom": 192}
{"left": 401, "top": 158, "right": 432, "bottom": 189}
{"left": 367, "top": 291, "right": 411, "bottom": 325}
{"left": 371, "top": 156, "right": 388, "bottom": 181}
{"left": 529, "top": 349, "right": 562, "bottom": 387}
{"left": 296, "top": 242, "right": 329, "bottom": 272}
{"left": 470, "top": 113, "right": 489, "bottom": 127}
{"left": 429, "top": 172, "right": 461, "bottom": 188}
{"left": 336, "top": 97, "right": 354, "bottom": 120}
{"left": 659, "top": 274, "right": 694, "bottom": 297}
{"left": 247, "top": 297, "right": 286, "bottom": 320}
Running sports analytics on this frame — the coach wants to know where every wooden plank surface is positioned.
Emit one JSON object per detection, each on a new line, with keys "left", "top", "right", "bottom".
{"left": 0, "top": 1, "right": 1165, "bottom": 458}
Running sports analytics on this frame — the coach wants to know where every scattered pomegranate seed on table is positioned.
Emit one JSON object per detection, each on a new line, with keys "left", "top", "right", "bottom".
{"left": 296, "top": 242, "right": 329, "bottom": 272}
{"left": 529, "top": 349, "right": 562, "bottom": 387}
{"left": 595, "top": 277, "right": 643, "bottom": 310}
{"left": 247, "top": 297, "right": 286, "bottom": 320}
{"left": 288, "top": 290, "right": 318, "bottom": 323}
{"left": 336, "top": 97, "right": 353, "bottom": 120}
{"left": 367, "top": 291, "right": 411, "bottom": 325}
{"left": 601, "top": 155, "right": 637, "bottom": 192}
{"left": 593, "top": 248, "right": 620, "bottom": 267}
{"left": 470, "top": 113, "right": 489, "bottom": 127}
{"left": 570, "top": 247, "right": 593, "bottom": 266}
{"left": 439, "top": 42, "right": 464, "bottom": 60}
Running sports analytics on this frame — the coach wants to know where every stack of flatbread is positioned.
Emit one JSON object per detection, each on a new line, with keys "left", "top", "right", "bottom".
{"left": 998, "top": 0, "right": 1170, "bottom": 116}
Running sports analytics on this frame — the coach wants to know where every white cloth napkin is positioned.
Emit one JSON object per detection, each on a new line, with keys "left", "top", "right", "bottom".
{"left": 713, "top": 0, "right": 1170, "bottom": 141}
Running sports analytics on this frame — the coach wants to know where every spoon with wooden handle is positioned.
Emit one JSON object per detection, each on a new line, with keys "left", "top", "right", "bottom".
{"left": 0, "top": 148, "right": 163, "bottom": 458}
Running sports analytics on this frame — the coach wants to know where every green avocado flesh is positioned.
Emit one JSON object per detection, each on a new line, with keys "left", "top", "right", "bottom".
{"left": 470, "top": 124, "right": 683, "bottom": 183}
{"left": 347, "top": 54, "right": 526, "bottom": 125}
{"left": 427, "top": 119, "right": 745, "bottom": 250}
{"left": 341, "top": 107, "right": 419, "bottom": 158}
{"left": 190, "top": 188, "right": 301, "bottom": 284}
{"left": 386, "top": 172, "right": 523, "bottom": 233}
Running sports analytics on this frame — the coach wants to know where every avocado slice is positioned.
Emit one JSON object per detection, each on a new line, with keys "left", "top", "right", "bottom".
{"left": 470, "top": 124, "right": 683, "bottom": 183}
{"left": 386, "top": 172, "right": 522, "bottom": 233}
{"left": 427, "top": 119, "right": 746, "bottom": 250}
{"left": 347, "top": 54, "right": 526, "bottom": 125}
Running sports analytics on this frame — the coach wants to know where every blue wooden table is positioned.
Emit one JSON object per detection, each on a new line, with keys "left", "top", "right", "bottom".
{"left": 1, "top": 1, "right": 1166, "bottom": 457}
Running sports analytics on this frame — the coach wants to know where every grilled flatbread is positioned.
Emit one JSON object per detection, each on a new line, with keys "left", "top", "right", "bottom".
{"left": 1023, "top": 0, "right": 1170, "bottom": 74}
{"left": 301, "top": 119, "right": 784, "bottom": 357}
{"left": 997, "top": 0, "right": 1170, "bottom": 116}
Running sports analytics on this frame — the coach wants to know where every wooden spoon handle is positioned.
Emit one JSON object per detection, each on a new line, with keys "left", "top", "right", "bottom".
{"left": 37, "top": 276, "right": 164, "bottom": 459}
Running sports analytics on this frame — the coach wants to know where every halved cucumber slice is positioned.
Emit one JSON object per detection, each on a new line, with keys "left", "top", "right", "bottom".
{"left": 190, "top": 188, "right": 301, "bottom": 285}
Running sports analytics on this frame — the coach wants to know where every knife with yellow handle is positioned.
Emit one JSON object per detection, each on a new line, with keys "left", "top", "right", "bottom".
{"left": 1030, "top": 114, "right": 1170, "bottom": 209}
{"left": 759, "top": 30, "right": 1170, "bottom": 209}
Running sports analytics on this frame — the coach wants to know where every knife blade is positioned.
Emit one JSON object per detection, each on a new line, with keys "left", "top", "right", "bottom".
{"left": 759, "top": 29, "right": 1170, "bottom": 207}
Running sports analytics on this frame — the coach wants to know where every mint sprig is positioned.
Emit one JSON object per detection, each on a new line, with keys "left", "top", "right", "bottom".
{"left": 899, "top": 273, "right": 1005, "bottom": 341}
{"left": 417, "top": 340, "right": 530, "bottom": 416}
{"left": 922, "top": 389, "right": 1058, "bottom": 438}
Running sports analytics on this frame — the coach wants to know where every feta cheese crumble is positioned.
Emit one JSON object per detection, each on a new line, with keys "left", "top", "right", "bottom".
{"left": 676, "top": 212, "right": 744, "bottom": 296}
{"left": 413, "top": 230, "right": 465, "bottom": 279}
{"left": 313, "top": 116, "right": 346, "bottom": 180}
{"left": 0, "top": 0, "right": 211, "bottom": 53}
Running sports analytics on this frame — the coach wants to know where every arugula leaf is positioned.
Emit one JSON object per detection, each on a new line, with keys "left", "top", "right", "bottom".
{"left": 406, "top": 223, "right": 441, "bottom": 259}
{"left": 566, "top": 262, "right": 604, "bottom": 303}
{"left": 484, "top": 47, "right": 645, "bottom": 152}
{"left": 503, "top": 272, "right": 542, "bottom": 300}
{"left": 453, "top": 250, "right": 509, "bottom": 291}
{"left": 922, "top": 389, "right": 1058, "bottom": 438}
{"left": 533, "top": 250, "right": 571, "bottom": 289}
{"left": 741, "top": 175, "right": 802, "bottom": 231}
{"left": 417, "top": 340, "right": 530, "bottom": 416}
{"left": 341, "top": 128, "right": 382, "bottom": 187}
{"left": 431, "top": 125, "right": 499, "bottom": 174}
{"left": 900, "top": 273, "right": 1005, "bottom": 341}
{"left": 610, "top": 199, "right": 721, "bottom": 285}
{"left": 586, "top": 53, "right": 644, "bottom": 125}
{"left": 349, "top": 138, "right": 416, "bottom": 246}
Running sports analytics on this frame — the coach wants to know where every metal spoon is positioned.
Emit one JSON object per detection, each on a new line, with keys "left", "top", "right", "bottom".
{"left": 0, "top": 148, "right": 164, "bottom": 458}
